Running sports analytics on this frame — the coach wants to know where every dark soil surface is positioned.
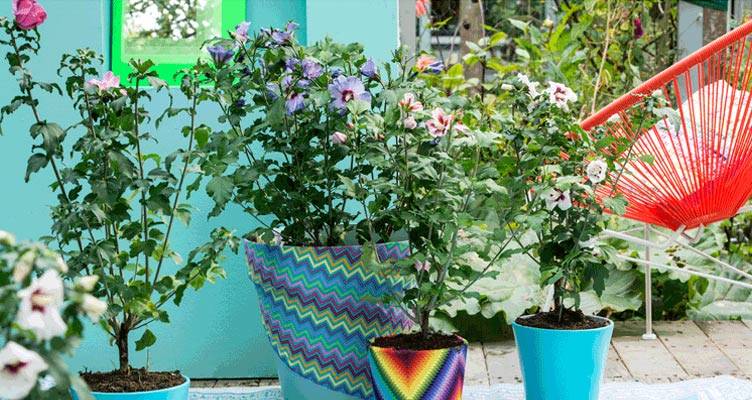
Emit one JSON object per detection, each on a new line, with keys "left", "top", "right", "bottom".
{"left": 372, "top": 332, "right": 464, "bottom": 351}
{"left": 515, "top": 309, "right": 610, "bottom": 330}
{"left": 80, "top": 369, "right": 185, "bottom": 393}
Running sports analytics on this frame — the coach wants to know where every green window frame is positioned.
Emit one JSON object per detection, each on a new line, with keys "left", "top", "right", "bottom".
{"left": 112, "top": 0, "right": 247, "bottom": 86}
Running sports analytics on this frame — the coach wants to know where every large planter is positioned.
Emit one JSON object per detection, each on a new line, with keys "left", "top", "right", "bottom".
{"left": 245, "top": 242, "right": 413, "bottom": 400}
{"left": 512, "top": 316, "right": 613, "bottom": 400}
{"left": 367, "top": 336, "right": 467, "bottom": 400}
{"left": 71, "top": 377, "right": 189, "bottom": 400}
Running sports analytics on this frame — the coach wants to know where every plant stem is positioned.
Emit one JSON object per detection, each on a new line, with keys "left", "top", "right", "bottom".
{"left": 153, "top": 76, "right": 198, "bottom": 286}
{"left": 132, "top": 79, "right": 150, "bottom": 282}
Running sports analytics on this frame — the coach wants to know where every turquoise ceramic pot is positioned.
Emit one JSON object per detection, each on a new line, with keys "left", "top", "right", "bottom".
{"left": 71, "top": 377, "right": 190, "bottom": 400}
{"left": 512, "top": 316, "right": 613, "bottom": 400}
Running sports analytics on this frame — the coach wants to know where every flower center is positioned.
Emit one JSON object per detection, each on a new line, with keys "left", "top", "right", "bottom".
{"left": 341, "top": 89, "right": 354, "bottom": 102}
{"left": 30, "top": 289, "right": 51, "bottom": 312}
{"left": 554, "top": 87, "right": 567, "bottom": 101}
{"left": 4, "top": 361, "right": 28, "bottom": 375}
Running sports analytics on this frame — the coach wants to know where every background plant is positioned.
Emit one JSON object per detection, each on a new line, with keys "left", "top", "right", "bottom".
{"left": 0, "top": 18, "right": 237, "bottom": 374}
{"left": 0, "top": 231, "right": 96, "bottom": 400}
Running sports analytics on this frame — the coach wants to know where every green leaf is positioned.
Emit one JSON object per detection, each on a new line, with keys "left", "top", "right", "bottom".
{"left": 603, "top": 196, "right": 627, "bottom": 215}
{"left": 508, "top": 18, "right": 529, "bottom": 32}
{"left": 206, "top": 176, "right": 233, "bottom": 206}
{"left": 25, "top": 153, "right": 47, "bottom": 181}
{"left": 135, "top": 329, "right": 156, "bottom": 351}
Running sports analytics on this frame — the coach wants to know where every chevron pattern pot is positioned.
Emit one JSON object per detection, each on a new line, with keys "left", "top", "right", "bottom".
{"left": 245, "top": 242, "right": 413, "bottom": 400}
{"left": 367, "top": 336, "right": 467, "bottom": 400}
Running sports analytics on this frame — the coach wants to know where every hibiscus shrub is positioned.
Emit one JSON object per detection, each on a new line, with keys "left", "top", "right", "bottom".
{"left": 495, "top": 71, "right": 631, "bottom": 321}
{"left": 0, "top": 231, "right": 95, "bottom": 400}
{"left": 198, "top": 22, "right": 401, "bottom": 246}
{"left": 357, "top": 57, "right": 524, "bottom": 334}
{"left": 0, "top": 16, "right": 237, "bottom": 376}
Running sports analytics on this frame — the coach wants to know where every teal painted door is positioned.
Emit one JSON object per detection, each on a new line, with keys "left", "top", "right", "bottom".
{"left": 0, "top": 0, "right": 398, "bottom": 378}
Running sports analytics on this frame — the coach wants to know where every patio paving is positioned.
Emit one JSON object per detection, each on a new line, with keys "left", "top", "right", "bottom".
{"left": 192, "top": 320, "right": 752, "bottom": 388}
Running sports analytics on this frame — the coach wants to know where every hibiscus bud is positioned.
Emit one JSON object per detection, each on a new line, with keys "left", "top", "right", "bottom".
{"left": 77, "top": 275, "right": 99, "bottom": 292}
{"left": 0, "top": 230, "right": 16, "bottom": 246}
{"left": 403, "top": 116, "right": 417, "bottom": 130}
{"left": 81, "top": 294, "right": 107, "bottom": 322}
{"left": 13, "top": 251, "right": 35, "bottom": 283}
{"left": 414, "top": 260, "right": 431, "bottom": 272}
{"left": 500, "top": 83, "right": 514, "bottom": 91}
{"left": 330, "top": 131, "right": 347, "bottom": 145}
{"left": 53, "top": 254, "right": 68, "bottom": 273}
{"left": 543, "top": 18, "right": 554, "bottom": 29}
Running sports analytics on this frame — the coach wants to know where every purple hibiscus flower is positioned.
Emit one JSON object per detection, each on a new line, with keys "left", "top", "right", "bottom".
{"left": 360, "top": 58, "right": 377, "bottom": 79}
{"left": 302, "top": 58, "right": 323, "bottom": 79}
{"left": 286, "top": 92, "right": 305, "bottom": 114}
{"left": 285, "top": 58, "right": 299, "bottom": 72}
{"left": 271, "top": 21, "right": 299, "bottom": 45}
{"left": 234, "top": 21, "right": 251, "bottom": 43}
{"left": 328, "top": 76, "right": 372, "bottom": 111}
{"left": 282, "top": 75, "right": 310, "bottom": 90}
{"left": 207, "top": 45, "right": 234, "bottom": 66}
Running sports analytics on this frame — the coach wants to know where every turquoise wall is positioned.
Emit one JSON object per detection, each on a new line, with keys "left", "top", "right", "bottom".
{"left": 0, "top": 0, "right": 398, "bottom": 378}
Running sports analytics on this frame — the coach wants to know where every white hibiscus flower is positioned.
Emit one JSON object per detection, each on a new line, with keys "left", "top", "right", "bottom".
{"left": 16, "top": 270, "right": 67, "bottom": 340}
{"left": 586, "top": 159, "right": 608, "bottom": 184}
{"left": 544, "top": 189, "right": 572, "bottom": 211}
{"left": 0, "top": 341, "right": 48, "bottom": 400}
{"left": 545, "top": 81, "right": 578, "bottom": 111}
{"left": 516, "top": 73, "right": 540, "bottom": 97}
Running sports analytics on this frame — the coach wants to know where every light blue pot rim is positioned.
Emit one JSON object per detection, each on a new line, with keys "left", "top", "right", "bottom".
{"left": 512, "top": 315, "right": 613, "bottom": 333}
{"left": 85, "top": 376, "right": 190, "bottom": 397}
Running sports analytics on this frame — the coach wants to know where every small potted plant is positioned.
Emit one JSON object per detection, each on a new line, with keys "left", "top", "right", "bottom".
{"left": 0, "top": 12, "right": 236, "bottom": 399}
{"left": 198, "top": 22, "right": 414, "bottom": 400}
{"left": 0, "top": 230, "right": 97, "bottom": 400}
{"left": 497, "top": 73, "right": 629, "bottom": 400}
{"left": 359, "top": 56, "right": 517, "bottom": 398}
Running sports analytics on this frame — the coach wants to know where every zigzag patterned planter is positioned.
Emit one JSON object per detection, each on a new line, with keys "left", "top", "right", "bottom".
{"left": 245, "top": 242, "right": 413, "bottom": 400}
{"left": 367, "top": 336, "right": 467, "bottom": 400}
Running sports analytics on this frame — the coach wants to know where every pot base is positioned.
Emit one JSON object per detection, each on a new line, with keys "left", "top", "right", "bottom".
{"left": 276, "top": 358, "right": 361, "bottom": 400}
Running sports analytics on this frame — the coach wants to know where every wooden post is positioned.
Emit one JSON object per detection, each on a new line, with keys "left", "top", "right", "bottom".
{"left": 459, "top": 0, "right": 485, "bottom": 80}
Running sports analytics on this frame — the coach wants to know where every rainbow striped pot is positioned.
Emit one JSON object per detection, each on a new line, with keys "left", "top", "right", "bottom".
{"left": 367, "top": 336, "right": 467, "bottom": 400}
{"left": 245, "top": 242, "right": 413, "bottom": 400}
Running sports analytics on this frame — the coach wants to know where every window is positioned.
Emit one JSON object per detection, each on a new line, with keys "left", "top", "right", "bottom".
{"left": 112, "top": 0, "right": 246, "bottom": 85}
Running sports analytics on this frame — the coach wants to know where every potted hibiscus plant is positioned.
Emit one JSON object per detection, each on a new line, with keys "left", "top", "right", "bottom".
{"left": 197, "top": 22, "right": 414, "bottom": 400}
{"left": 357, "top": 55, "right": 521, "bottom": 398}
{"left": 498, "top": 72, "right": 630, "bottom": 400}
{"left": 0, "top": 231, "right": 97, "bottom": 400}
{"left": 0, "top": 10, "right": 236, "bottom": 400}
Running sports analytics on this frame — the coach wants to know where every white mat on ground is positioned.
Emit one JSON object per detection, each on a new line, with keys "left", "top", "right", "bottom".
{"left": 188, "top": 376, "right": 752, "bottom": 400}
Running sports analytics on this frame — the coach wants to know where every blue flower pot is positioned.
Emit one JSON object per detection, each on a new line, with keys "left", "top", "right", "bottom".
{"left": 71, "top": 377, "right": 190, "bottom": 400}
{"left": 512, "top": 316, "right": 613, "bottom": 400}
